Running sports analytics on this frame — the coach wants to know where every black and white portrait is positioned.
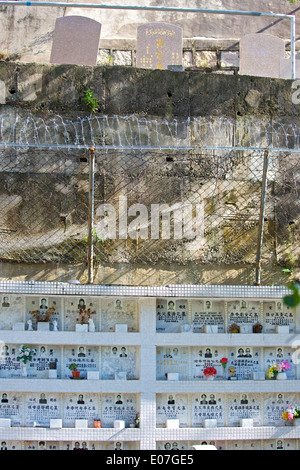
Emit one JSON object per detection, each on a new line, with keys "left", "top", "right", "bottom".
{"left": 167, "top": 395, "right": 175, "bottom": 405}
{"left": 120, "top": 347, "right": 127, "bottom": 357}
{"left": 77, "top": 394, "right": 85, "bottom": 404}
{"left": 39, "top": 298, "right": 48, "bottom": 310}
{"left": 77, "top": 299, "right": 86, "bottom": 310}
{"left": 1, "top": 296, "right": 9, "bottom": 308}
{"left": 115, "top": 394, "right": 123, "bottom": 405}
{"left": 78, "top": 347, "right": 86, "bottom": 357}
{"left": 241, "top": 394, "right": 248, "bottom": 404}
{"left": 1, "top": 393, "right": 8, "bottom": 403}
{"left": 39, "top": 393, "right": 47, "bottom": 404}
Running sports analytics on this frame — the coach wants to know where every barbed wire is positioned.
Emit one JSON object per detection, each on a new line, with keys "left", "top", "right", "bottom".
{"left": 0, "top": 113, "right": 300, "bottom": 151}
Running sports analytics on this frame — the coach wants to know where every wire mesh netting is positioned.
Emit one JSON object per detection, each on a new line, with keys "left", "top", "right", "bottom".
{"left": 0, "top": 114, "right": 299, "bottom": 267}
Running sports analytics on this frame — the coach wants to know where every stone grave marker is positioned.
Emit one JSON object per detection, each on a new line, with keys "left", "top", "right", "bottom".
{"left": 50, "top": 16, "right": 101, "bottom": 66}
{"left": 136, "top": 22, "right": 183, "bottom": 70}
{"left": 280, "top": 58, "right": 300, "bottom": 79}
{"left": 239, "top": 33, "right": 285, "bottom": 78}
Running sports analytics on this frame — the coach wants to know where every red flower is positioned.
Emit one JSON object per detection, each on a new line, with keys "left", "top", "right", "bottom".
{"left": 203, "top": 367, "right": 217, "bottom": 376}
{"left": 221, "top": 357, "right": 228, "bottom": 364}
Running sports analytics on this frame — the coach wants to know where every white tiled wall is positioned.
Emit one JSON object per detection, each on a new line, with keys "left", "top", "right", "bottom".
{"left": 0, "top": 281, "right": 299, "bottom": 450}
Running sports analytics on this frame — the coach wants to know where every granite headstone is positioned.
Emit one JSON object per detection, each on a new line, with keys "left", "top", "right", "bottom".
{"left": 136, "top": 22, "right": 183, "bottom": 70}
{"left": 279, "top": 58, "right": 300, "bottom": 79}
{"left": 239, "top": 33, "right": 285, "bottom": 78}
{"left": 50, "top": 16, "right": 101, "bottom": 66}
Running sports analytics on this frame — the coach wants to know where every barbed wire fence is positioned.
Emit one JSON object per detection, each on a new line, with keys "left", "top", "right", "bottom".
{"left": 0, "top": 114, "right": 299, "bottom": 282}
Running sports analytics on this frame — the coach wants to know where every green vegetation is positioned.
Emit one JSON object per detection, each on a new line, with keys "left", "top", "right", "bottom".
{"left": 283, "top": 282, "right": 300, "bottom": 308}
{"left": 83, "top": 89, "right": 99, "bottom": 114}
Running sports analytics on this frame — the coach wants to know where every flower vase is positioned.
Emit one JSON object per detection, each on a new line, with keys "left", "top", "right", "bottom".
{"left": 206, "top": 375, "right": 215, "bottom": 381}
{"left": 276, "top": 372, "right": 287, "bottom": 380}
{"left": 21, "top": 362, "right": 27, "bottom": 377}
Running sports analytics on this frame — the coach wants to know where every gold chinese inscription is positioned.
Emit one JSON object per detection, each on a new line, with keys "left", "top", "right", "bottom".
{"left": 138, "top": 26, "right": 182, "bottom": 70}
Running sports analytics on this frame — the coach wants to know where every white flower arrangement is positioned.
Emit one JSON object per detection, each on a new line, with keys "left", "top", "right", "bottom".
{"left": 16, "top": 344, "right": 35, "bottom": 364}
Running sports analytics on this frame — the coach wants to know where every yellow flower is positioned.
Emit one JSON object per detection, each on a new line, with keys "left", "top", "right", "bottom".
{"left": 282, "top": 411, "right": 289, "bottom": 420}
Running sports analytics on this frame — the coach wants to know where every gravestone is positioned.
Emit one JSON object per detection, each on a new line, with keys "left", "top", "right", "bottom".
{"left": 191, "top": 300, "right": 225, "bottom": 333}
{"left": 263, "top": 301, "right": 295, "bottom": 333}
{"left": 0, "top": 295, "right": 23, "bottom": 329}
{"left": 156, "top": 394, "right": 188, "bottom": 427}
{"left": 136, "top": 22, "right": 183, "bottom": 70}
{"left": 25, "top": 393, "right": 60, "bottom": 427}
{"left": 101, "top": 394, "right": 136, "bottom": 428}
{"left": 239, "top": 33, "right": 285, "bottom": 78}
{"left": 279, "top": 58, "right": 300, "bottom": 79}
{"left": 156, "top": 347, "right": 188, "bottom": 380}
{"left": 50, "top": 16, "right": 101, "bottom": 66}
{"left": 192, "top": 394, "right": 224, "bottom": 427}
{"left": 156, "top": 298, "right": 188, "bottom": 333}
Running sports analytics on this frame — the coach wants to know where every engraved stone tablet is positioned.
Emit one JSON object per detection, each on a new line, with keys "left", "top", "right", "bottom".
{"left": 156, "top": 298, "right": 188, "bottom": 333}
{"left": 239, "top": 33, "right": 285, "bottom": 78}
{"left": 136, "top": 22, "right": 182, "bottom": 70}
{"left": 50, "top": 16, "right": 101, "bottom": 66}
{"left": 156, "top": 394, "right": 188, "bottom": 427}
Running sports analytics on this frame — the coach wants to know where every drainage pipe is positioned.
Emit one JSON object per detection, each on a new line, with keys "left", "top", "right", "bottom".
{"left": 0, "top": 2, "right": 296, "bottom": 79}
{"left": 0, "top": 143, "right": 300, "bottom": 153}
{"left": 255, "top": 149, "right": 269, "bottom": 286}
{"left": 87, "top": 147, "right": 95, "bottom": 284}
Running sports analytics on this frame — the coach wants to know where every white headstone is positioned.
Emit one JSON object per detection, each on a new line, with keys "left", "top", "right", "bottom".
{"left": 37, "top": 322, "right": 50, "bottom": 331}
{"left": 166, "top": 419, "right": 180, "bottom": 428}
{"left": 114, "top": 420, "right": 125, "bottom": 429}
{"left": 239, "top": 33, "right": 285, "bottom": 78}
{"left": 0, "top": 419, "right": 11, "bottom": 427}
{"left": 275, "top": 325, "right": 289, "bottom": 334}
{"left": 88, "top": 318, "right": 95, "bottom": 332}
{"left": 50, "top": 16, "right": 101, "bottom": 66}
{"left": 75, "top": 419, "right": 88, "bottom": 428}
{"left": 50, "top": 419, "right": 62, "bottom": 429}
{"left": 240, "top": 418, "right": 254, "bottom": 427}
{"left": 87, "top": 371, "right": 99, "bottom": 380}
{"left": 167, "top": 373, "right": 179, "bottom": 381}
{"left": 75, "top": 323, "right": 88, "bottom": 332}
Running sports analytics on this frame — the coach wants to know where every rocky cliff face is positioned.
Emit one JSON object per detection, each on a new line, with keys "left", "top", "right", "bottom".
{"left": 0, "top": 62, "right": 299, "bottom": 284}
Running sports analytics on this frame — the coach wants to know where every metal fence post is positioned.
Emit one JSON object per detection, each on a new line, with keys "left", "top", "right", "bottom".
{"left": 255, "top": 149, "right": 269, "bottom": 286}
{"left": 88, "top": 147, "right": 95, "bottom": 284}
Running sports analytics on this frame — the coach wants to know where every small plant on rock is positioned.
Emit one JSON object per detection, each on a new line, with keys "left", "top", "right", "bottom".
{"left": 83, "top": 89, "right": 99, "bottom": 114}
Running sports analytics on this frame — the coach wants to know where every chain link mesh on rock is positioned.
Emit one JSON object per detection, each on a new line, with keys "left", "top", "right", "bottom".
{"left": 0, "top": 114, "right": 299, "bottom": 268}
{"left": 0, "top": 146, "right": 299, "bottom": 268}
